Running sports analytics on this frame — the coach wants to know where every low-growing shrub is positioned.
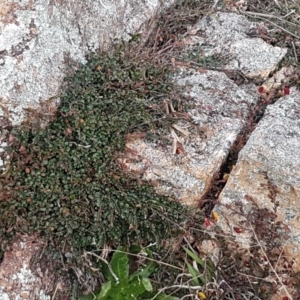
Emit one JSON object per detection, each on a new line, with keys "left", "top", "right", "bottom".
{"left": 0, "top": 47, "right": 189, "bottom": 258}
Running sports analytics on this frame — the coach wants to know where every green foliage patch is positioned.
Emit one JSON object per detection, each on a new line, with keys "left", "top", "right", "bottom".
{"left": 0, "top": 48, "right": 189, "bottom": 255}
{"left": 79, "top": 246, "right": 179, "bottom": 300}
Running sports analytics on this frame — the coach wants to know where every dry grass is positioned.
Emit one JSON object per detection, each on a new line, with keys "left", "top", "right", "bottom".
{"left": 243, "top": 0, "right": 300, "bottom": 62}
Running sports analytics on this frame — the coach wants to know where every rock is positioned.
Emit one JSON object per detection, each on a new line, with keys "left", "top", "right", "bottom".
{"left": 0, "top": 0, "right": 173, "bottom": 125}
{"left": 182, "top": 12, "right": 287, "bottom": 80}
{"left": 121, "top": 11, "right": 288, "bottom": 207}
{"left": 261, "top": 66, "right": 295, "bottom": 93}
{"left": 120, "top": 68, "right": 259, "bottom": 206}
{"left": 195, "top": 239, "right": 220, "bottom": 266}
{"left": 216, "top": 88, "right": 300, "bottom": 268}
{"left": 0, "top": 235, "right": 50, "bottom": 300}
{"left": 0, "top": 234, "right": 73, "bottom": 300}
{"left": 119, "top": 11, "right": 299, "bottom": 298}
{"left": 20, "top": 291, "right": 30, "bottom": 299}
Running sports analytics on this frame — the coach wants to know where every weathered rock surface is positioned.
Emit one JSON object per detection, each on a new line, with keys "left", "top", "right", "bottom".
{"left": 121, "top": 69, "right": 259, "bottom": 205}
{"left": 215, "top": 87, "right": 300, "bottom": 270}
{"left": 0, "top": 235, "right": 50, "bottom": 300}
{"left": 0, "top": 0, "right": 171, "bottom": 125}
{"left": 119, "top": 11, "right": 298, "bottom": 299}
{"left": 122, "top": 11, "right": 286, "bottom": 207}
{"left": 183, "top": 12, "right": 287, "bottom": 79}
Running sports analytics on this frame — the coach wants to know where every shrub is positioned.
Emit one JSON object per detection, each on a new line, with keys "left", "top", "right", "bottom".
{"left": 0, "top": 47, "right": 189, "bottom": 257}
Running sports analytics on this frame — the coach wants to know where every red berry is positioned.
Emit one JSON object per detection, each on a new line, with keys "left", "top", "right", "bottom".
{"left": 258, "top": 86, "right": 264, "bottom": 94}
{"left": 284, "top": 86, "right": 290, "bottom": 95}
{"left": 204, "top": 218, "right": 211, "bottom": 227}
{"left": 233, "top": 227, "right": 244, "bottom": 233}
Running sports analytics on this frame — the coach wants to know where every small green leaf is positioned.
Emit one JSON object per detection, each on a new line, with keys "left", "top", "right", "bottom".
{"left": 97, "top": 281, "right": 111, "bottom": 300}
{"left": 130, "top": 260, "right": 156, "bottom": 279}
{"left": 155, "top": 294, "right": 180, "bottom": 300}
{"left": 77, "top": 293, "right": 95, "bottom": 300}
{"left": 183, "top": 246, "right": 205, "bottom": 267}
{"left": 126, "top": 275, "right": 146, "bottom": 296}
{"left": 185, "top": 260, "right": 200, "bottom": 286}
{"left": 141, "top": 277, "right": 152, "bottom": 292}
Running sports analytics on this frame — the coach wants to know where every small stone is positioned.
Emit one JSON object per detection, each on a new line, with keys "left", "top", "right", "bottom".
{"left": 15, "top": 251, "right": 22, "bottom": 257}
{"left": 20, "top": 291, "right": 30, "bottom": 299}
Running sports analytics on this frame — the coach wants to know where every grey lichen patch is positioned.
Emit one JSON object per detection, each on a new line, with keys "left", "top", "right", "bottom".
{"left": 238, "top": 89, "right": 300, "bottom": 190}
{"left": 176, "top": 69, "right": 258, "bottom": 123}
{"left": 284, "top": 207, "right": 298, "bottom": 222}
{"left": 0, "top": 289, "right": 9, "bottom": 300}
{"left": 183, "top": 12, "right": 287, "bottom": 79}
{"left": 11, "top": 266, "right": 36, "bottom": 284}
{"left": 217, "top": 88, "right": 300, "bottom": 271}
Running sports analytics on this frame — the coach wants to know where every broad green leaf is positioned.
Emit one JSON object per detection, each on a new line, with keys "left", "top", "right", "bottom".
{"left": 107, "top": 283, "right": 130, "bottom": 300}
{"left": 97, "top": 281, "right": 111, "bottom": 300}
{"left": 140, "top": 291, "right": 180, "bottom": 300}
{"left": 110, "top": 248, "right": 129, "bottom": 283}
{"left": 126, "top": 275, "right": 146, "bottom": 296}
{"left": 98, "top": 260, "right": 114, "bottom": 282}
